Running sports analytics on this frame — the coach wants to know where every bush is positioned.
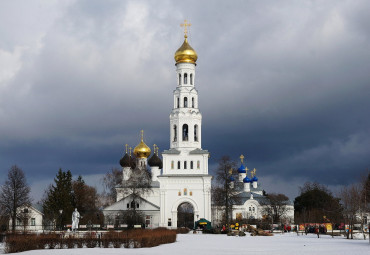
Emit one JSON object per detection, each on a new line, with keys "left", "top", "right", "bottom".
{"left": 4, "top": 229, "right": 177, "bottom": 252}
{"left": 176, "top": 227, "right": 190, "bottom": 234}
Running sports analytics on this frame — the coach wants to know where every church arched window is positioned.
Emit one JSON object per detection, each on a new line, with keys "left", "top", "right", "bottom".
{"left": 131, "top": 201, "right": 135, "bottom": 208}
{"left": 184, "top": 188, "right": 187, "bottom": 196}
{"left": 179, "top": 74, "right": 181, "bottom": 85}
{"left": 184, "top": 161, "right": 187, "bottom": 169}
{"left": 190, "top": 161, "right": 193, "bottom": 169}
{"left": 184, "top": 97, "right": 188, "bottom": 108}
{"left": 171, "top": 161, "right": 174, "bottom": 169}
{"left": 197, "top": 160, "right": 200, "bottom": 169}
{"left": 177, "top": 97, "right": 180, "bottom": 108}
{"left": 194, "top": 125, "right": 198, "bottom": 142}
{"left": 173, "top": 125, "right": 177, "bottom": 142}
{"left": 184, "top": 73, "right": 188, "bottom": 84}
{"left": 192, "top": 97, "right": 194, "bottom": 108}
{"left": 190, "top": 74, "right": 193, "bottom": 85}
{"left": 182, "top": 124, "right": 188, "bottom": 141}
{"left": 177, "top": 161, "right": 181, "bottom": 169}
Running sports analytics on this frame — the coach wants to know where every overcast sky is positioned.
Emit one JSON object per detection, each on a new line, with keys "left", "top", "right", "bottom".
{"left": 0, "top": 0, "right": 369, "bottom": 201}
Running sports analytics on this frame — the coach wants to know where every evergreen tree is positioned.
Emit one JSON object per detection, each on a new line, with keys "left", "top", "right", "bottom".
{"left": 294, "top": 182, "right": 342, "bottom": 226}
{"left": 42, "top": 169, "right": 74, "bottom": 229}
{"left": 72, "top": 175, "right": 101, "bottom": 225}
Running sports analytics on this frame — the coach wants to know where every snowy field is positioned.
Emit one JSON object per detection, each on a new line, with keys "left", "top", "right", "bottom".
{"left": 0, "top": 232, "right": 368, "bottom": 255}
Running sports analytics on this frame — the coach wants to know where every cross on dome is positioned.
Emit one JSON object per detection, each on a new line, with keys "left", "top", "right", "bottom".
{"left": 180, "top": 19, "right": 191, "bottom": 37}
{"left": 240, "top": 154, "right": 245, "bottom": 163}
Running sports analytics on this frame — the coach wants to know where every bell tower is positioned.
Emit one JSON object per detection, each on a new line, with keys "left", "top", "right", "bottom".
{"left": 159, "top": 21, "right": 212, "bottom": 228}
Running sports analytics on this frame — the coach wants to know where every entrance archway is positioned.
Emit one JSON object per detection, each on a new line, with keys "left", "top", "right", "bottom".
{"left": 177, "top": 202, "right": 194, "bottom": 229}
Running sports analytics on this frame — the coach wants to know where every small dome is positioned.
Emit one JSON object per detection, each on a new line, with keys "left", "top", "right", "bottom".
{"left": 148, "top": 153, "right": 163, "bottom": 168}
{"left": 243, "top": 176, "right": 252, "bottom": 183}
{"left": 229, "top": 176, "right": 235, "bottom": 182}
{"left": 174, "top": 36, "right": 198, "bottom": 64}
{"left": 238, "top": 164, "right": 246, "bottom": 173}
{"left": 119, "top": 153, "right": 130, "bottom": 167}
{"left": 252, "top": 176, "right": 258, "bottom": 182}
{"left": 133, "top": 131, "right": 151, "bottom": 159}
{"left": 134, "top": 141, "right": 151, "bottom": 158}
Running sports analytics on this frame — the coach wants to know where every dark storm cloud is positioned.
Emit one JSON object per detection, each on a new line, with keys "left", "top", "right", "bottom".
{"left": 0, "top": 0, "right": 369, "bottom": 200}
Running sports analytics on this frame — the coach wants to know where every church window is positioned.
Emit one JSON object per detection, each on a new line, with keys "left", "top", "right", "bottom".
{"left": 190, "top": 74, "right": 193, "bottom": 85}
{"left": 178, "top": 191, "right": 181, "bottom": 196}
{"left": 192, "top": 97, "right": 194, "bottom": 108}
{"left": 137, "top": 203, "right": 139, "bottom": 209}
{"left": 184, "top": 97, "right": 188, "bottom": 107}
{"left": 168, "top": 218, "right": 172, "bottom": 227}
{"left": 249, "top": 207, "right": 251, "bottom": 212}
{"left": 194, "top": 125, "right": 198, "bottom": 142}
{"left": 179, "top": 74, "right": 181, "bottom": 85}
{"left": 252, "top": 207, "right": 255, "bottom": 212}
{"left": 190, "top": 161, "right": 193, "bottom": 169}
{"left": 127, "top": 203, "right": 129, "bottom": 209}
{"left": 23, "top": 208, "right": 28, "bottom": 213}
{"left": 171, "top": 161, "right": 174, "bottom": 169}
{"left": 173, "top": 125, "right": 177, "bottom": 142}
{"left": 182, "top": 124, "right": 188, "bottom": 141}
{"left": 184, "top": 73, "right": 188, "bottom": 84}
{"left": 31, "top": 218, "right": 35, "bottom": 226}
{"left": 184, "top": 188, "right": 187, "bottom": 195}
{"left": 177, "top": 161, "right": 181, "bottom": 169}
{"left": 177, "top": 97, "right": 180, "bottom": 108}
{"left": 131, "top": 201, "right": 135, "bottom": 208}
{"left": 197, "top": 160, "right": 200, "bottom": 169}
{"left": 184, "top": 161, "right": 187, "bottom": 169}
{"left": 190, "top": 191, "right": 192, "bottom": 196}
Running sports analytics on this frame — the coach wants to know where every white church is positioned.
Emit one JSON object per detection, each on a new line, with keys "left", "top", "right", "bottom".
{"left": 103, "top": 22, "right": 212, "bottom": 229}
{"left": 103, "top": 22, "right": 293, "bottom": 229}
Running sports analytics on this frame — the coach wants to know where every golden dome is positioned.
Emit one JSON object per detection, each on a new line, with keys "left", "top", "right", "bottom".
{"left": 174, "top": 35, "right": 198, "bottom": 64}
{"left": 133, "top": 130, "right": 151, "bottom": 158}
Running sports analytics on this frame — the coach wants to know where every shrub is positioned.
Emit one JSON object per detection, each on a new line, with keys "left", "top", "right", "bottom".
{"left": 4, "top": 228, "right": 177, "bottom": 252}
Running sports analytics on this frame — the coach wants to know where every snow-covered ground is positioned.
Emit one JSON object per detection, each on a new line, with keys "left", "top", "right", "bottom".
{"left": 0, "top": 232, "right": 368, "bottom": 255}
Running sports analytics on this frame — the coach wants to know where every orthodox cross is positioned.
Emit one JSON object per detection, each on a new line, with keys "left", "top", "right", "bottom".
{"left": 125, "top": 144, "right": 128, "bottom": 154}
{"left": 180, "top": 20, "right": 191, "bottom": 37}
{"left": 129, "top": 147, "right": 132, "bottom": 157}
{"left": 229, "top": 168, "right": 233, "bottom": 175}
{"left": 153, "top": 144, "right": 157, "bottom": 154}
{"left": 240, "top": 154, "right": 244, "bottom": 163}
{"left": 140, "top": 130, "right": 144, "bottom": 141}
{"left": 251, "top": 168, "right": 256, "bottom": 177}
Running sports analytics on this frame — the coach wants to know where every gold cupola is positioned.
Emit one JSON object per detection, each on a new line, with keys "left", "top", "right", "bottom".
{"left": 133, "top": 130, "right": 151, "bottom": 158}
{"left": 174, "top": 20, "right": 198, "bottom": 65}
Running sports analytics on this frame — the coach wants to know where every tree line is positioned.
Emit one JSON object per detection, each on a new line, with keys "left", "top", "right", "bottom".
{"left": 0, "top": 165, "right": 124, "bottom": 232}
{"left": 212, "top": 156, "right": 370, "bottom": 238}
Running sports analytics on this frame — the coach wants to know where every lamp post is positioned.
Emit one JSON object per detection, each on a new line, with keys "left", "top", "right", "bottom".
{"left": 59, "top": 209, "right": 63, "bottom": 231}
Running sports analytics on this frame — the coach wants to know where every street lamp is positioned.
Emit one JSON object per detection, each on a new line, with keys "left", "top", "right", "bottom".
{"left": 59, "top": 209, "right": 63, "bottom": 231}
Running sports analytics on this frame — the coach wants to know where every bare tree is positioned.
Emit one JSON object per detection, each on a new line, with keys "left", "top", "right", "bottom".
{"left": 261, "top": 193, "right": 290, "bottom": 224}
{"left": 101, "top": 168, "right": 123, "bottom": 206}
{"left": 340, "top": 184, "right": 363, "bottom": 239}
{"left": 0, "top": 165, "right": 31, "bottom": 232}
{"left": 212, "top": 156, "right": 239, "bottom": 226}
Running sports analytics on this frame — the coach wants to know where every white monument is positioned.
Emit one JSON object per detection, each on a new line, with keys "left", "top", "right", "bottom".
{"left": 71, "top": 208, "right": 80, "bottom": 231}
